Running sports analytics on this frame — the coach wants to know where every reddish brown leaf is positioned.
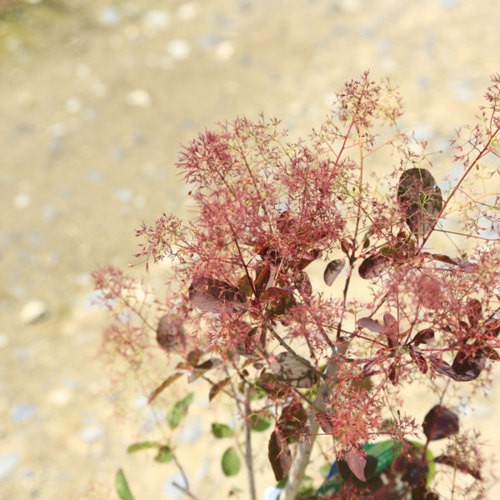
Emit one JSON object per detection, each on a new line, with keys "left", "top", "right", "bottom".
{"left": 345, "top": 447, "right": 368, "bottom": 482}
{"left": 357, "top": 317, "right": 384, "bottom": 333}
{"left": 465, "top": 299, "right": 482, "bottom": 327}
{"left": 389, "top": 362, "right": 399, "bottom": 385}
{"left": 148, "top": 373, "right": 183, "bottom": 404}
{"left": 397, "top": 167, "right": 443, "bottom": 239}
{"left": 422, "top": 405, "right": 459, "bottom": 441}
{"left": 209, "top": 377, "right": 231, "bottom": 401}
{"left": 409, "top": 346, "right": 428, "bottom": 374}
{"left": 296, "top": 248, "right": 322, "bottom": 271}
{"left": 268, "top": 430, "right": 292, "bottom": 481}
{"left": 260, "top": 287, "right": 296, "bottom": 317}
{"left": 383, "top": 312, "right": 399, "bottom": 348}
{"left": 323, "top": 259, "right": 345, "bottom": 286}
{"left": 189, "top": 276, "right": 246, "bottom": 313}
{"left": 315, "top": 411, "right": 334, "bottom": 434}
{"left": 359, "top": 254, "right": 390, "bottom": 280}
{"left": 277, "top": 400, "right": 308, "bottom": 443}
{"left": 434, "top": 454, "right": 481, "bottom": 480}
{"left": 156, "top": 315, "right": 186, "bottom": 352}
{"left": 270, "top": 352, "right": 318, "bottom": 388}
{"left": 186, "top": 349, "right": 203, "bottom": 367}
{"left": 254, "top": 262, "right": 271, "bottom": 295}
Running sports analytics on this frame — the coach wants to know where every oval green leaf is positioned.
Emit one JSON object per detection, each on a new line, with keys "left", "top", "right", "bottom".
{"left": 212, "top": 423, "right": 234, "bottom": 438}
{"left": 221, "top": 446, "right": 241, "bottom": 476}
{"left": 167, "top": 392, "right": 194, "bottom": 429}
{"left": 155, "top": 445, "right": 173, "bottom": 463}
{"left": 115, "top": 468, "right": 135, "bottom": 500}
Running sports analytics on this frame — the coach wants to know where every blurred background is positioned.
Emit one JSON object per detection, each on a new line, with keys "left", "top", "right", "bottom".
{"left": 0, "top": 0, "right": 499, "bottom": 498}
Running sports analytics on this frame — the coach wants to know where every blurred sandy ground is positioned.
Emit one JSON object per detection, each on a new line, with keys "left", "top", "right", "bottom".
{"left": 0, "top": 0, "right": 498, "bottom": 498}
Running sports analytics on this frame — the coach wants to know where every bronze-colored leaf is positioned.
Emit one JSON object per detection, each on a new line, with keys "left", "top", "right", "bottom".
{"left": 397, "top": 168, "right": 443, "bottom": 239}
{"left": 323, "top": 259, "right": 345, "bottom": 286}
{"left": 359, "top": 254, "right": 390, "bottom": 280}
{"left": 148, "top": 373, "right": 183, "bottom": 404}
{"left": 270, "top": 352, "right": 318, "bottom": 388}
{"left": 254, "top": 262, "right": 271, "bottom": 296}
{"left": 434, "top": 454, "right": 481, "bottom": 480}
{"left": 189, "top": 276, "right": 247, "bottom": 313}
{"left": 188, "top": 358, "right": 222, "bottom": 383}
{"left": 465, "top": 299, "right": 482, "bottom": 328}
{"left": 268, "top": 429, "right": 292, "bottom": 481}
{"left": 260, "top": 287, "right": 296, "bottom": 317}
{"left": 209, "top": 377, "right": 231, "bottom": 402}
{"left": 422, "top": 405, "right": 459, "bottom": 441}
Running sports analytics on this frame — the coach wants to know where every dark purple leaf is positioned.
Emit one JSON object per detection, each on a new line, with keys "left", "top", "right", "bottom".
{"left": 389, "top": 362, "right": 399, "bottom": 385}
{"left": 268, "top": 430, "right": 292, "bottom": 481}
{"left": 156, "top": 315, "right": 186, "bottom": 352}
{"left": 345, "top": 447, "right": 368, "bottom": 482}
{"left": 422, "top": 405, "right": 459, "bottom": 441}
{"left": 434, "top": 454, "right": 481, "bottom": 480}
{"left": 189, "top": 276, "right": 247, "bottom": 312}
{"left": 397, "top": 168, "right": 443, "bottom": 239}
{"left": 451, "top": 350, "right": 486, "bottom": 380}
{"left": 411, "top": 328, "right": 435, "bottom": 346}
{"left": 359, "top": 254, "right": 390, "bottom": 280}
{"left": 323, "top": 259, "right": 345, "bottom": 286}
{"left": 430, "top": 354, "right": 483, "bottom": 382}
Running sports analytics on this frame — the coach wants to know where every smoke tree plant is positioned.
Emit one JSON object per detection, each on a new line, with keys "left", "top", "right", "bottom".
{"left": 95, "top": 72, "right": 499, "bottom": 499}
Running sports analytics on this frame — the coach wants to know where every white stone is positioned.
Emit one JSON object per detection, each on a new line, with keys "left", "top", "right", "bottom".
{"left": 177, "top": 3, "right": 200, "bottom": 21}
{"left": 167, "top": 39, "right": 191, "bottom": 60}
{"left": 13, "top": 193, "right": 31, "bottom": 209}
{"left": 65, "top": 97, "right": 82, "bottom": 114}
{"left": 142, "top": 10, "right": 171, "bottom": 35}
{"left": 214, "top": 41, "right": 235, "bottom": 62}
{"left": 48, "top": 388, "right": 73, "bottom": 407}
{"left": 20, "top": 300, "right": 48, "bottom": 324}
{"left": 0, "top": 333, "right": 9, "bottom": 349}
{"left": 125, "top": 89, "right": 152, "bottom": 108}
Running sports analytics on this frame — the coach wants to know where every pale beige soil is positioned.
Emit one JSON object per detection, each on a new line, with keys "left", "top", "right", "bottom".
{"left": 0, "top": 0, "right": 499, "bottom": 499}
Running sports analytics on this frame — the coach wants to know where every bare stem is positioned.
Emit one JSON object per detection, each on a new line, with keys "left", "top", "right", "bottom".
{"left": 245, "top": 388, "right": 258, "bottom": 500}
{"left": 281, "top": 343, "right": 348, "bottom": 500}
